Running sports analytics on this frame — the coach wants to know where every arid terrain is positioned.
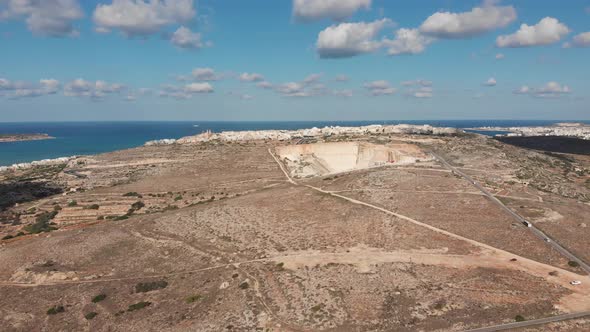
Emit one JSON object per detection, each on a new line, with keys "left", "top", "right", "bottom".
{"left": 0, "top": 130, "right": 589, "bottom": 331}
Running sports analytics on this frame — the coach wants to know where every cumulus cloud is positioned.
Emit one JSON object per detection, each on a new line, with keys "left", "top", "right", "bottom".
{"left": 170, "top": 26, "right": 204, "bottom": 49}
{"left": 64, "top": 79, "right": 125, "bottom": 99}
{"left": 184, "top": 82, "right": 213, "bottom": 93}
{"left": 292, "top": 0, "right": 371, "bottom": 22}
{"left": 256, "top": 81, "right": 273, "bottom": 89}
{"left": 0, "top": 0, "right": 83, "bottom": 37}
{"left": 0, "top": 78, "right": 60, "bottom": 99}
{"left": 364, "top": 80, "right": 396, "bottom": 96}
{"left": 563, "top": 32, "right": 590, "bottom": 48}
{"left": 316, "top": 19, "right": 392, "bottom": 58}
{"left": 495, "top": 53, "right": 505, "bottom": 60}
{"left": 419, "top": 2, "right": 516, "bottom": 39}
{"left": 483, "top": 77, "right": 497, "bottom": 86}
{"left": 158, "top": 81, "right": 213, "bottom": 99}
{"left": 401, "top": 79, "right": 432, "bottom": 87}
{"left": 383, "top": 28, "right": 435, "bottom": 55}
{"left": 303, "top": 73, "right": 322, "bottom": 85}
{"left": 332, "top": 89, "right": 353, "bottom": 97}
{"left": 93, "top": 0, "right": 195, "bottom": 36}
{"left": 276, "top": 82, "right": 308, "bottom": 97}
{"left": 410, "top": 86, "right": 433, "bottom": 98}
{"left": 496, "top": 17, "right": 570, "bottom": 48}
{"left": 513, "top": 82, "right": 571, "bottom": 98}
{"left": 334, "top": 75, "right": 349, "bottom": 82}
{"left": 192, "top": 68, "right": 219, "bottom": 81}
{"left": 239, "top": 72, "right": 264, "bottom": 82}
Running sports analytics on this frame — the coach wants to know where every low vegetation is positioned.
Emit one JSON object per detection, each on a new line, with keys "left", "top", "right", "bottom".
{"left": 185, "top": 295, "right": 202, "bottom": 303}
{"left": 47, "top": 305, "right": 65, "bottom": 315}
{"left": 568, "top": 261, "right": 580, "bottom": 268}
{"left": 84, "top": 312, "right": 98, "bottom": 320}
{"left": 127, "top": 301, "right": 151, "bottom": 312}
{"left": 24, "top": 211, "right": 58, "bottom": 234}
{"left": 123, "top": 192, "right": 142, "bottom": 198}
{"left": 135, "top": 280, "right": 168, "bottom": 293}
{"left": 91, "top": 294, "right": 107, "bottom": 303}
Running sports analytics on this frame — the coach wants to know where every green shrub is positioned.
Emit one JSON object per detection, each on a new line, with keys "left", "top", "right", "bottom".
{"left": 85, "top": 204, "right": 100, "bottom": 210}
{"left": 2, "top": 235, "right": 14, "bottom": 240}
{"left": 123, "top": 192, "right": 142, "bottom": 198}
{"left": 515, "top": 315, "right": 525, "bottom": 322}
{"left": 174, "top": 195, "right": 183, "bottom": 201}
{"left": 135, "top": 280, "right": 168, "bottom": 293}
{"left": 24, "top": 211, "right": 58, "bottom": 234}
{"left": 568, "top": 261, "right": 580, "bottom": 268}
{"left": 53, "top": 205, "right": 62, "bottom": 211}
{"left": 127, "top": 301, "right": 151, "bottom": 312}
{"left": 185, "top": 295, "right": 202, "bottom": 303}
{"left": 114, "top": 215, "right": 129, "bottom": 221}
{"left": 68, "top": 200, "right": 77, "bottom": 207}
{"left": 47, "top": 305, "right": 65, "bottom": 315}
{"left": 92, "top": 294, "right": 107, "bottom": 303}
{"left": 131, "top": 201, "right": 145, "bottom": 211}
{"left": 84, "top": 312, "right": 98, "bottom": 320}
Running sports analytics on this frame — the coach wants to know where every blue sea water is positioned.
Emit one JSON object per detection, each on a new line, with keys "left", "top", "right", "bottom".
{"left": 0, "top": 120, "right": 588, "bottom": 166}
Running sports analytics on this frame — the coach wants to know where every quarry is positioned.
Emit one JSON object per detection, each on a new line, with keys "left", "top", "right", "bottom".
{"left": 276, "top": 141, "right": 430, "bottom": 178}
{"left": 0, "top": 126, "right": 589, "bottom": 331}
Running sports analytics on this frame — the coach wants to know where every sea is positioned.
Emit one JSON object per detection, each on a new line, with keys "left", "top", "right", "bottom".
{"left": 1, "top": 120, "right": 588, "bottom": 166}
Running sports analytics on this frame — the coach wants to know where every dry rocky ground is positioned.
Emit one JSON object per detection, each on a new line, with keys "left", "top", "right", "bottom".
{"left": 0, "top": 133, "right": 589, "bottom": 331}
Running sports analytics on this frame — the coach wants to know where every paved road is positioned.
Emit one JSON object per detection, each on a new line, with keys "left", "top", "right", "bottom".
{"left": 430, "top": 152, "right": 590, "bottom": 275}
{"left": 464, "top": 311, "right": 590, "bottom": 332}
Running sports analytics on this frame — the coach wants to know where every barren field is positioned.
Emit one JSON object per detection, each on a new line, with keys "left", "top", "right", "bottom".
{"left": 0, "top": 133, "right": 589, "bottom": 331}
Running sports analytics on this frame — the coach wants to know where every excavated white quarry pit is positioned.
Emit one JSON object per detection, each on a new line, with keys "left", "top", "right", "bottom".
{"left": 276, "top": 141, "right": 429, "bottom": 178}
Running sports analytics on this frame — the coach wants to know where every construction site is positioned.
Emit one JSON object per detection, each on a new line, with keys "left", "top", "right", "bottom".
{"left": 0, "top": 129, "right": 589, "bottom": 331}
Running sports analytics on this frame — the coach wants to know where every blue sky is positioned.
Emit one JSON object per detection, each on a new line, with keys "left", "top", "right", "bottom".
{"left": 0, "top": 0, "right": 589, "bottom": 122}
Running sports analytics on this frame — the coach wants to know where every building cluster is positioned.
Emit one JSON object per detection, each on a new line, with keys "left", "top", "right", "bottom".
{"left": 146, "top": 124, "right": 463, "bottom": 146}
{"left": 0, "top": 156, "right": 75, "bottom": 173}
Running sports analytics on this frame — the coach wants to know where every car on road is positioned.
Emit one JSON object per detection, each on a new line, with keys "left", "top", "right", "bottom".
{"left": 570, "top": 280, "right": 582, "bottom": 285}
{"left": 544, "top": 238, "right": 551, "bottom": 243}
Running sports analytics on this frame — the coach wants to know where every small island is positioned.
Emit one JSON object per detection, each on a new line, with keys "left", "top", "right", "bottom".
{"left": 0, "top": 133, "right": 54, "bottom": 143}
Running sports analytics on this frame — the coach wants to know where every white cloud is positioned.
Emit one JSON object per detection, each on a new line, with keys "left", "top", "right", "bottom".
{"left": 0, "top": 78, "right": 60, "bottom": 99}
{"left": 184, "top": 82, "right": 213, "bottom": 93}
{"left": 364, "top": 80, "right": 396, "bottom": 96}
{"left": 64, "top": 79, "right": 125, "bottom": 99}
{"left": 158, "top": 81, "right": 213, "bottom": 99}
{"left": 334, "top": 75, "right": 349, "bottom": 82}
{"left": 411, "top": 86, "right": 433, "bottom": 98}
{"left": 496, "top": 17, "right": 570, "bottom": 48}
{"left": 93, "top": 0, "right": 195, "bottom": 36}
{"left": 316, "top": 19, "right": 392, "bottom": 58}
{"left": 0, "top": 0, "right": 83, "bottom": 37}
{"left": 563, "top": 32, "right": 590, "bottom": 48}
{"left": 303, "top": 73, "right": 322, "bottom": 85}
{"left": 293, "top": 0, "right": 371, "bottom": 22}
{"left": 332, "top": 89, "right": 353, "bottom": 97}
{"left": 419, "top": 2, "right": 516, "bottom": 39}
{"left": 256, "top": 81, "right": 273, "bottom": 89}
{"left": 276, "top": 82, "right": 307, "bottom": 97}
{"left": 483, "top": 77, "right": 497, "bottom": 86}
{"left": 192, "top": 68, "right": 218, "bottom": 81}
{"left": 171, "top": 26, "right": 204, "bottom": 49}
{"left": 401, "top": 79, "right": 432, "bottom": 87}
{"left": 383, "top": 28, "right": 435, "bottom": 56}
{"left": 513, "top": 82, "right": 571, "bottom": 98}
{"left": 495, "top": 53, "right": 505, "bottom": 60}
{"left": 239, "top": 72, "right": 264, "bottom": 82}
